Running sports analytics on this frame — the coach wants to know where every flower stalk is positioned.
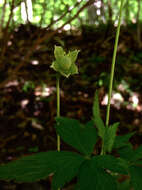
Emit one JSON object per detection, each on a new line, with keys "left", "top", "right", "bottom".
{"left": 106, "top": 0, "right": 125, "bottom": 127}
{"left": 56, "top": 74, "right": 60, "bottom": 151}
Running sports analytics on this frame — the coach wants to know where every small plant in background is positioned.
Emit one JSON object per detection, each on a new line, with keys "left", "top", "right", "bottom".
{"left": 1, "top": 0, "right": 142, "bottom": 190}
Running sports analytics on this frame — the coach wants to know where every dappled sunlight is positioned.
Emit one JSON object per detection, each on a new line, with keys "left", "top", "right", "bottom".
{"left": 20, "top": 99, "right": 29, "bottom": 109}
{"left": 5, "top": 80, "right": 19, "bottom": 87}
{"left": 31, "top": 60, "right": 39, "bottom": 65}
{"left": 34, "top": 86, "right": 56, "bottom": 97}
{"left": 101, "top": 92, "right": 124, "bottom": 109}
{"left": 101, "top": 89, "right": 142, "bottom": 112}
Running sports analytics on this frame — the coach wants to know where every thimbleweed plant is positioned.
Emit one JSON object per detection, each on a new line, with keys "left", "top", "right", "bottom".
{"left": 51, "top": 45, "right": 80, "bottom": 152}
{"left": 1, "top": 0, "right": 142, "bottom": 189}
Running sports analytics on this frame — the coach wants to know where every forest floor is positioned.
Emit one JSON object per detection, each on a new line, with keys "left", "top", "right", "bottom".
{"left": 0, "top": 23, "right": 142, "bottom": 189}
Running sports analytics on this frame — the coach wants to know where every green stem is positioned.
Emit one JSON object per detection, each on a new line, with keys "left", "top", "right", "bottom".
{"left": 56, "top": 74, "right": 60, "bottom": 152}
{"left": 101, "top": 0, "right": 125, "bottom": 156}
{"left": 105, "top": 0, "right": 125, "bottom": 127}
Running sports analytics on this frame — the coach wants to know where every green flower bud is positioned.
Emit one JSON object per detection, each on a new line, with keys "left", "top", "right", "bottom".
{"left": 51, "top": 46, "right": 80, "bottom": 78}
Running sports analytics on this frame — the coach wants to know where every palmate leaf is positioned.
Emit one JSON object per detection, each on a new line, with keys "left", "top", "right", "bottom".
{"left": 75, "top": 154, "right": 128, "bottom": 190}
{"left": 93, "top": 91, "right": 105, "bottom": 139}
{"left": 92, "top": 155, "right": 128, "bottom": 174}
{"left": 118, "top": 145, "right": 135, "bottom": 162}
{"left": 104, "top": 122, "right": 119, "bottom": 153}
{"left": 113, "top": 132, "right": 135, "bottom": 149}
{"left": 76, "top": 159, "right": 117, "bottom": 190}
{"left": 117, "top": 179, "right": 131, "bottom": 190}
{"left": 129, "top": 165, "right": 142, "bottom": 190}
{"left": 131, "top": 145, "right": 142, "bottom": 162}
{"left": 52, "top": 152, "right": 85, "bottom": 190}
{"left": 118, "top": 144, "right": 142, "bottom": 164}
{"left": 55, "top": 117, "right": 97, "bottom": 156}
{"left": 0, "top": 151, "right": 84, "bottom": 185}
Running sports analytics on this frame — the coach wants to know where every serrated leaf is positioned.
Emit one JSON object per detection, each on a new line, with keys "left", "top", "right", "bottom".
{"left": 117, "top": 179, "right": 131, "bottom": 190}
{"left": 0, "top": 151, "right": 58, "bottom": 182}
{"left": 104, "top": 123, "right": 119, "bottom": 152}
{"left": 118, "top": 145, "right": 142, "bottom": 163}
{"left": 131, "top": 145, "right": 142, "bottom": 162}
{"left": 52, "top": 152, "right": 85, "bottom": 190}
{"left": 113, "top": 132, "right": 135, "bottom": 149}
{"left": 118, "top": 146, "right": 135, "bottom": 162}
{"left": 92, "top": 155, "right": 128, "bottom": 174}
{"left": 129, "top": 165, "right": 142, "bottom": 190}
{"left": 76, "top": 159, "right": 117, "bottom": 190}
{"left": 93, "top": 91, "right": 105, "bottom": 139}
{"left": 55, "top": 117, "right": 97, "bottom": 156}
{"left": 0, "top": 151, "right": 83, "bottom": 183}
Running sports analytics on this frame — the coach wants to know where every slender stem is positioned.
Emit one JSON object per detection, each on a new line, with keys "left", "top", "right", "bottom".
{"left": 105, "top": 0, "right": 125, "bottom": 127}
{"left": 101, "top": 0, "right": 124, "bottom": 156}
{"left": 56, "top": 74, "right": 60, "bottom": 152}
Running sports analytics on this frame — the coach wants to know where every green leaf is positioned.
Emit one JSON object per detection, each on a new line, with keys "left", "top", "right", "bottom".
{"left": 0, "top": 151, "right": 84, "bottom": 183}
{"left": 92, "top": 155, "right": 128, "bottom": 174}
{"left": 118, "top": 146, "right": 134, "bottom": 162}
{"left": 113, "top": 132, "right": 135, "bottom": 149}
{"left": 0, "top": 151, "right": 57, "bottom": 182}
{"left": 118, "top": 145, "right": 142, "bottom": 163}
{"left": 55, "top": 117, "right": 97, "bottom": 156}
{"left": 104, "top": 123, "right": 119, "bottom": 152}
{"left": 76, "top": 159, "right": 117, "bottom": 190}
{"left": 93, "top": 91, "right": 105, "bottom": 139}
{"left": 129, "top": 165, "right": 142, "bottom": 190}
{"left": 52, "top": 152, "right": 85, "bottom": 190}
{"left": 117, "top": 179, "right": 131, "bottom": 190}
{"left": 131, "top": 145, "right": 142, "bottom": 162}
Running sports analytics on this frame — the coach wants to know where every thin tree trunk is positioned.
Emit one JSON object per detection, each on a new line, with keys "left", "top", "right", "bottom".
{"left": 100, "top": 0, "right": 105, "bottom": 23}
{"left": 40, "top": 1, "right": 47, "bottom": 27}
{"left": 137, "top": 0, "right": 141, "bottom": 47}
{"left": 107, "top": 0, "right": 112, "bottom": 24}
{"left": 24, "top": 0, "right": 30, "bottom": 23}
{"left": 125, "top": 0, "right": 130, "bottom": 24}
{"left": 0, "top": 0, "right": 15, "bottom": 62}
{"left": 1, "top": 0, "right": 7, "bottom": 28}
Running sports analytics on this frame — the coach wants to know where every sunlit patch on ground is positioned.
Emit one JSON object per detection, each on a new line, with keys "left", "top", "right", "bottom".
{"left": 31, "top": 60, "right": 39, "bottom": 65}
{"left": 101, "top": 91, "right": 142, "bottom": 112}
{"left": 21, "top": 99, "right": 29, "bottom": 109}
{"left": 34, "top": 86, "right": 56, "bottom": 97}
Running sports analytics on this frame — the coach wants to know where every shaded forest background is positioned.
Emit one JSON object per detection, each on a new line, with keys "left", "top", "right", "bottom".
{"left": 0, "top": 0, "right": 142, "bottom": 189}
